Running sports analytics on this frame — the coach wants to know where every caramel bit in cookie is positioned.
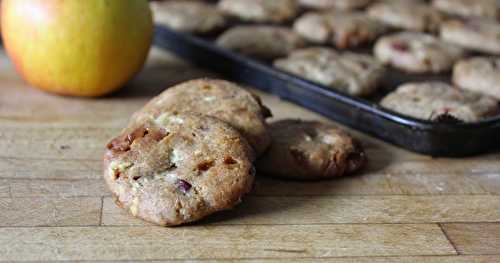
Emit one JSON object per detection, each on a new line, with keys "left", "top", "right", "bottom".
{"left": 202, "top": 84, "right": 213, "bottom": 90}
{"left": 434, "top": 113, "right": 463, "bottom": 124}
{"left": 126, "top": 127, "right": 149, "bottom": 145}
{"left": 177, "top": 179, "right": 192, "bottom": 194}
{"left": 151, "top": 128, "right": 169, "bottom": 142}
{"left": 106, "top": 138, "right": 131, "bottom": 152}
{"left": 224, "top": 156, "right": 238, "bottom": 165}
{"left": 346, "top": 143, "right": 367, "bottom": 173}
{"left": 391, "top": 41, "right": 410, "bottom": 52}
{"left": 290, "top": 148, "right": 309, "bottom": 167}
{"left": 112, "top": 170, "right": 122, "bottom": 180}
{"left": 197, "top": 160, "right": 215, "bottom": 171}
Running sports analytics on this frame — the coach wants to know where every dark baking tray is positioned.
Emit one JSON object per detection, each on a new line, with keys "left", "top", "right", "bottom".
{"left": 153, "top": 25, "right": 500, "bottom": 157}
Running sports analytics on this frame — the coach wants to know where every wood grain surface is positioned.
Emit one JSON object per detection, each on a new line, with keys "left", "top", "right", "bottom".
{"left": 0, "top": 47, "right": 499, "bottom": 262}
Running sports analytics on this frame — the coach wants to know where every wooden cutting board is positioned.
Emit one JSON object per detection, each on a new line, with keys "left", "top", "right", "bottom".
{"left": 0, "top": 47, "right": 499, "bottom": 262}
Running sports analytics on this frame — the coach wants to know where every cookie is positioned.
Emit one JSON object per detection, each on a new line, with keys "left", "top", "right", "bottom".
{"left": 151, "top": 1, "right": 226, "bottom": 34}
{"left": 256, "top": 119, "right": 366, "bottom": 180}
{"left": 453, "top": 57, "right": 500, "bottom": 100}
{"left": 104, "top": 112, "right": 255, "bottom": 226}
{"left": 216, "top": 25, "right": 305, "bottom": 60}
{"left": 432, "top": 0, "right": 499, "bottom": 20}
{"left": 217, "top": 0, "right": 298, "bottom": 23}
{"left": 132, "top": 79, "right": 272, "bottom": 157}
{"left": 367, "top": 1, "right": 443, "bottom": 32}
{"left": 380, "top": 82, "right": 499, "bottom": 122}
{"left": 298, "top": 0, "right": 372, "bottom": 10}
{"left": 440, "top": 19, "right": 500, "bottom": 55}
{"left": 374, "top": 32, "right": 465, "bottom": 73}
{"left": 274, "top": 47, "right": 385, "bottom": 96}
{"left": 293, "top": 11, "right": 387, "bottom": 49}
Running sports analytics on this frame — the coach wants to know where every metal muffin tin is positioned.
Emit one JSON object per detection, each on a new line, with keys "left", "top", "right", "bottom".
{"left": 153, "top": 25, "right": 500, "bottom": 157}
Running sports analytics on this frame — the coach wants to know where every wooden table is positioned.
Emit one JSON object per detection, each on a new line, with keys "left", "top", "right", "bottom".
{"left": 0, "top": 47, "right": 499, "bottom": 262}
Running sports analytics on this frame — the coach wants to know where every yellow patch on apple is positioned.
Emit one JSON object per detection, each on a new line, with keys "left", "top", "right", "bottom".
{"left": 1, "top": 0, "right": 153, "bottom": 97}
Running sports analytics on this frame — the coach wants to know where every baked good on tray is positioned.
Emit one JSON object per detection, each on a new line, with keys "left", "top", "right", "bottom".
{"left": 440, "top": 19, "right": 500, "bottom": 55}
{"left": 432, "top": 0, "right": 499, "bottom": 20}
{"left": 216, "top": 25, "right": 306, "bottom": 60}
{"left": 132, "top": 79, "right": 272, "bottom": 157}
{"left": 453, "top": 57, "right": 500, "bottom": 100}
{"left": 151, "top": 0, "right": 226, "bottom": 34}
{"left": 274, "top": 47, "right": 385, "bottom": 96}
{"left": 298, "top": 0, "right": 373, "bottom": 10}
{"left": 374, "top": 32, "right": 465, "bottom": 74}
{"left": 293, "top": 11, "right": 388, "bottom": 49}
{"left": 104, "top": 112, "right": 255, "bottom": 226}
{"left": 380, "top": 82, "right": 499, "bottom": 122}
{"left": 218, "top": 0, "right": 299, "bottom": 23}
{"left": 256, "top": 119, "right": 366, "bottom": 180}
{"left": 367, "top": 1, "right": 443, "bottom": 32}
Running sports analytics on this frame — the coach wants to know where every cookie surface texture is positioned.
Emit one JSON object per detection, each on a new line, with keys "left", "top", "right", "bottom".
{"left": 256, "top": 120, "right": 366, "bottom": 180}
{"left": 104, "top": 112, "right": 255, "bottom": 226}
{"left": 132, "top": 79, "right": 272, "bottom": 157}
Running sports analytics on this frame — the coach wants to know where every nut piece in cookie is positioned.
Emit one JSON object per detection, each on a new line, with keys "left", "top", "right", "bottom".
{"left": 440, "top": 19, "right": 500, "bottom": 55}
{"left": 218, "top": 0, "right": 299, "bottom": 23}
{"left": 367, "top": 1, "right": 443, "bottom": 32}
{"left": 151, "top": 1, "right": 226, "bottom": 34}
{"left": 380, "top": 82, "right": 499, "bottom": 122}
{"left": 432, "top": 0, "right": 499, "bottom": 20}
{"left": 453, "top": 57, "right": 500, "bottom": 100}
{"left": 256, "top": 120, "right": 366, "bottom": 180}
{"left": 374, "top": 32, "right": 465, "bottom": 74}
{"left": 104, "top": 112, "right": 255, "bottom": 226}
{"left": 298, "top": 0, "right": 372, "bottom": 10}
{"left": 216, "top": 25, "right": 305, "bottom": 60}
{"left": 274, "top": 47, "right": 385, "bottom": 96}
{"left": 293, "top": 11, "right": 387, "bottom": 49}
{"left": 132, "top": 79, "right": 272, "bottom": 157}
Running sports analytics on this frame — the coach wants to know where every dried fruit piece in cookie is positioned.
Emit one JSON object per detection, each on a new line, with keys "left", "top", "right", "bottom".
{"left": 104, "top": 112, "right": 255, "bottom": 226}
{"left": 453, "top": 57, "right": 500, "bottom": 100}
{"left": 216, "top": 25, "right": 305, "bottom": 60}
{"left": 380, "top": 82, "right": 499, "bottom": 122}
{"left": 151, "top": 1, "right": 226, "bottom": 34}
{"left": 293, "top": 11, "right": 387, "bottom": 49}
{"left": 298, "top": 0, "right": 372, "bottom": 10}
{"left": 432, "top": 0, "right": 499, "bottom": 20}
{"left": 440, "top": 19, "right": 500, "bottom": 55}
{"left": 274, "top": 47, "right": 385, "bottom": 96}
{"left": 256, "top": 120, "right": 366, "bottom": 180}
{"left": 374, "top": 32, "right": 465, "bottom": 73}
{"left": 218, "top": 0, "right": 298, "bottom": 23}
{"left": 367, "top": 1, "right": 443, "bottom": 32}
{"left": 131, "top": 79, "right": 272, "bottom": 157}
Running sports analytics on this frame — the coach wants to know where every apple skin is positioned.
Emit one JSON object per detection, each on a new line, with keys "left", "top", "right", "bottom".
{"left": 1, "top": 0, "right": 153, "bottom": 97}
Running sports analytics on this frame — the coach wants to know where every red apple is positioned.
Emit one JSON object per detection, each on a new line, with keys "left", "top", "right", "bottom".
{"left": 1, "top": 0, "right": 153, "bottom": 97}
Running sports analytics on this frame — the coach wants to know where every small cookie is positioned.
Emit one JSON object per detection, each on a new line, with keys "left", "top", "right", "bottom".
{"left": 432, "top": 0, "right": 499, "bottom": 20}
{"left": 298, "top": 0, "right": 372, "bottom": 10}
{"left": 440, "top": 19, "right": 500, "bottom": 55}
{"left": 151, "top": 1, "right": 226, "bottom": 34}
{"left": 104, "top": 112, "right": 255, "bottom": 226}
{"left": 216, "top": 25, "right": 305, "bottom": 60}
{"left": 132, "top": 79, "right": 272, "bottom": 157}
{"left": 218, "top": 0, "right": 298, "bottom": 23}
{"left": 380, "top": 82, "right": 499, "bottom": 122}
{"left": 367, "top": 1, "right": 443, "bottom": 32}
{"left": 374, "top": 32, "right": 465, "bottom": 73}
{"left": 256, "top": 120, "right": 366, "bottom": 180}
{"left": 453, "top": 57, "right": 500, "bottom": 100}
{"left": 274, "top": 47, "right": 385, "bottom": 96}
{"left": 293, "top": 11, "right": 387, "bottom": 49}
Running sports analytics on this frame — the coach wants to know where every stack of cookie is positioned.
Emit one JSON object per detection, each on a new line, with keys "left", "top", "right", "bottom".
{"left": 104, "top": 79, "right": 366, "bottom": 226}
{"left": 151, "top": 0, "right": 500, "bottom": 123}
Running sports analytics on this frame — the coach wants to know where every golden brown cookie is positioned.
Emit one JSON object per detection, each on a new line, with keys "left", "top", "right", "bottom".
{"left": 104, "top": 112, "right": 255, "bottom": 226}
{"left": 256, "top": 120, "right": 366, "bottom": 180}
{"left": 132, "top": 79, "right": 272, "bottom": 156}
